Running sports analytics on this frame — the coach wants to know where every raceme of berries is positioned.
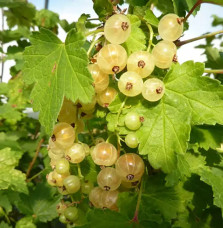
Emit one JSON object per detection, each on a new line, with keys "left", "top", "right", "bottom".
{"left": 91, "top": 142, "right": 118, "bottom": 166}
{"left": 88, "top": 64, "right": 109, "bottom": 93}
{"left": 118, "top": 71, "right": 143, "bottom": 97}
{"left": 152, "top": 40, "right": 177, "bottom": 69}
{"left": 158, "top": 13, "right": 184, "bottom": 41}
{"left": 127, "top": 51, "right": 155, "bottom": 78}
{"left": 97, "top": 167, "right": 121, "bottom": 191}
{"left": 51, "top": 122, "right": 75, "bottom": 149}
{"left": 96, "top": 87, "right": 117, "bottom": 108}
{"left": 142, "top": 78, "right": 165, "bottom": 102}
{"left": 45, "top": 10, "right": 186, "bottom": 224}
{"left": 124, "top": 111, "right": 142, "bottom": 131}
{"left": 115, "top": 153, "right": 145, "bottom": 182}
{"left": 97, "top": 44, "right": 127, "bottom": 74}
{"left": 104, "top": 14, "right": 131, "bottom": 44}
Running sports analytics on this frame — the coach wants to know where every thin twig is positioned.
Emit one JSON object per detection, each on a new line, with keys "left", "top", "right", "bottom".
{"left": 26, "top": 168, "right": 46, "bottom": 182}
{"left": 175, "top": 30, "right": 223, "bottom": 46}
{"left": 204, "top": 69, "right": 223, "bottom": 74}
{"left": 26, "top": 139, "right": 44, "bottom": 178}
{"left": 131, "top": 180, "right": 143, "bottom": 223}
{"left": 183, "top": 0, "right": 202, "bottom": 22}
{"left": 147, "top": 24, "right": 154, "bottom": 52}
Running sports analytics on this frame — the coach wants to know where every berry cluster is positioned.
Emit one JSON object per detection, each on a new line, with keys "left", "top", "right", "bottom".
{"left": 46, "top": 12, "right": 184, "bottom": 225}
{"left": 94, "top": 13, "right": 183, "bottom": 103}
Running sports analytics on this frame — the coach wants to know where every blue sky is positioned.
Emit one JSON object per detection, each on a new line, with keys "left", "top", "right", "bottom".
{"left": 1, "top": 1, "right": 223, "bottom": 82}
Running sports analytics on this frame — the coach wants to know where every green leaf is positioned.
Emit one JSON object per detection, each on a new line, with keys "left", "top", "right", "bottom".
{"left": 16, "top": 183, "right": 61, "bottom": 222}
{"left": 172, "top": 0, "right": 199, "bottom": 17}
{"left": 0, "top": 132, "right": 21, "bottom": 151}
{"left": 86, "top": 209, "right": 132, "bottom": 228}
{"left": 59, "top": 19, "right": 76, "bottom": 33}
{"left": 35, "top": 9, "right": 59, "bottom": 29}
{"left": 122, "top": 15, "right": 146, "bottom": 55}
{"left": 80, "top": 156, "right": 100, "bottom": 183}
{"left": 108, "top": 61, "right": 223, "bottom": 173}
{"left": 126, "top": 0, "right": 148, "bottom": 6}
{"left": 0, "top": 191, "right": 12, "bottom": 213}
{"left": 141, "top": 175, "right": 183, "bottom": 221}
{"left": 93, "top": 0, "right": 113, "bottom": 20}
{"left": 0, "top": 222, "right": 12, "bottom": 228}
{"left": 165, "top": 62, "right": 223, "bottom": 125}
{"left": 204, "top": 47, "right": 223, "bottom": 69}
{"left": 0, "top": 103, "right": 22, "bottom": 121}
{"left": 0, "top": 27, "right": 30, "bottom": 43}
{"left": 16, "top": 216, "right": 36, "bottom": 228}
{"left": 0, "top": 0, "right": 26, "bottom": 8}
{"left": 190, "top": 125, "right": 223, "bottom": 151}
{"left": 23, "top": 28, "right": 94, "bottom": 133}
{"left": 199, "top": 167, "right": 223, "bottom": 216}
{"left": 152, "top": 0, "right": 174, "bottom": 14}
{"left": 4, "top": 3, "right": 36, "bottom": 28}
{"left": 0, "top": 148, "right": 27, "bottom": 193}
{"left": 212, "top": 15, "right": 223, "bottom": 26}
{"left": 144, "top": 9, "right": 159, "bottom": 27}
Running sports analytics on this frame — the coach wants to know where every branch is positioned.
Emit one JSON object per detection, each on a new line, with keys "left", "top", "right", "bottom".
{"left": 26, "top": 139, "right": 44, "bottom": 178}
{"left": 204, "top": 69, "right": 223, "bottom": 74}
{"left": 175, "top": 30, "right": 223, "bottom": 46}
{"left": 183, "top": 0, "right": 202, "bottom": 22}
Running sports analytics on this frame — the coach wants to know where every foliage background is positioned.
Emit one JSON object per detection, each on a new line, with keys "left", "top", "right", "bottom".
{"left": 0, "top": 0, "right": 223, "bottom": 227}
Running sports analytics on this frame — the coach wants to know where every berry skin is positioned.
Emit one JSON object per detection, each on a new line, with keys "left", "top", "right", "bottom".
{"left": 65, "top": 143, "right": 86, "bottom": 163}
{"left": 97, "top": 44, "right": 127, "bottom": 74}
{"left": 118, "top": 71, "right": 143, "bottom": 97}
{"left": 58, "top": 98, "right": 77, "bottom": 124}
{"left": 48, "top": 138, "right": 64, "bottom": 155}
{"left": 56, "top": 158, "right": 70, "bottom": 175}
{"left": 125, "top": 133, "right": 139, "bottom": 148}
{"left": 97, "top": 167, "right": 121, "bottom": 191}
{"left": 158, "top": 14, "right": 183, "bottom": 41}
{"left": 152, "top": 40, "right": 177, "bottom": 69}
{"left": 91, "top": 142, "right": 118, "bottom": 166}
{"left": 142, "top": 78, "right": 165, "bottom": 102}
{"left": 127, "top": 51, "right": 155, "bottom": 78}
{"left": 59, "top": 214, "right": 69, "bottom": 224}
{"left": 88, "top": 64, "right": 109, "bottom": 93}
{"left": 104, "top": 14, "right": 131, "bottom": 44}
{"left": 100, "top": 190, "right": 119, "bottom": 210}
{"left": 81, "top": 180, "right": 94, "bottom": 194}
{"left": 79, "top": 96, "right": 97, "bottom": 112}
{"left": 63, "top": 175, "right": 81, "bottom": 194}
{"left": 64, "top": 207, "right": 79, "bottom": 222}
{"left": 115, "top": 153, "right": 145, "bottom": 182}
{"left": 52, "top": 170, "right": 70, "bottom": 187}
{"left": 46, "top": 171, "right": 56, "bottom": 187}
{"left": 124, "top": 112, "right": 141, "bottom": 131}
{"left": 97, "top": 87, "right": 117, "bottom": 108}
{"left": 51, "top": 122, "right": 75, "bottom": 149}
{"left": 89, "top": 187, "right": 104, "bottom": 208}
{"left": 56, "top": 201, "right": 69, "bottom": 214}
